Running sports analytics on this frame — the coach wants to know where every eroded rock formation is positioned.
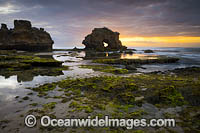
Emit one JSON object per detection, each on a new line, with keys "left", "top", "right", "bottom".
{"left": 82, "top": 27, "right": 127, "bottom": 51}
{"left": 0, "top": 20, "right": 54, "bottom": 51}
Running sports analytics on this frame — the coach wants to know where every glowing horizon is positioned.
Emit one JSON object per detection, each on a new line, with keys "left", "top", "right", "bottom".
{"left": 120, "top": 36, "right": 200, "bottom": 47}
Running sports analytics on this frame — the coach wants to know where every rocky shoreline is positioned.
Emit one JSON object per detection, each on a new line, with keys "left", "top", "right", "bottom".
{"left": 0, "top": 21, "right": 199, "bottom": 132}
{"left": 6, "top": 66, "right": 200, "bottom": 132}
{"left": 0, "top": 49, "right": 199, "bottom": 132}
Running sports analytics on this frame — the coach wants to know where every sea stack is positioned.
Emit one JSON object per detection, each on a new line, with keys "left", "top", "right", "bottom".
{"left": 0, "top": 20, "right": 54, "bottom": 51}
{"left": 82, "top": 27, "right": 127, "bottom": 51}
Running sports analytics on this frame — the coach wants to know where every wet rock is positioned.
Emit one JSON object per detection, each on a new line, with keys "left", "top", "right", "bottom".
{"left": 72, "top": 47, "right": 82, "bottom": 52}
{"left": 0, "top": 20, "right": 54, "bottom": 51}
{"left": 124, "top": 50, "right": 134, "bottom": 54}
{"left": 73, "top": 47, "right": 78, "bottom": 50}
{"left": 126, "top": 64, "right": 137, "bottom": 70}
{"left": 82, "top": 27, "right": 127, "bottom": 51}
{"left": 135, "top": 96, "right": 144, "bottom": 101}
{"left": 144, "top": 49, "right": 154, "bottom": 53}
{"left": 141, "top": 103, "right": 160, "bottom": 118}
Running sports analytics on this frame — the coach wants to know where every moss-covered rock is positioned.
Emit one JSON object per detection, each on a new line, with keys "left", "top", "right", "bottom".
{"left": 43, "top": 102, "right": 57, "bottom": 110}
{"left": 148, "top": 85, "right": 186, "bottom": 107}
{"left": 0, "top": 50, "right": 17, "bottom": 55}
{"left": 80, "top": 65, "right": 129, "bottom": 74}
{"left": 22, "top": 57, "right": 63, "bottom": 67}
{"left": 27, "top": 83, "right": 57, "bottom": 97}
{"left": 0, "top": 62, "right": 31, "bottom": 70}
{"left": 25, "top": 67, "right": 200, "bottom": 132}
{"left": 92, "top": 56, "right": 179, "bottom": 65}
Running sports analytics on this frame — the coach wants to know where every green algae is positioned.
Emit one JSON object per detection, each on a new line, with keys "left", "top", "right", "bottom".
{"left": 0, "top": 51, "right": 62, "bottom": 67}
{"left": 92, "top": 56, "right": 179, "bottom": 65}
{"left": 0, "top": 119, "right": 10, "bottom": 127}
{"left": 24, "top": 67, "right": 200, "bottom": 132}
{"left": 29, "top": 68, "right": 198, "bottom": 109}
{"left": 27, "top": 92, "right": 33, "bottom": 95}
{"left": 0, "top": 53, "right": 69, "bottom": 81}
{"left": 43, "top": 102, "right": 57, "bottom": 110}
{"left": 128, "top": 109, "right": 147, "bottom": 118}
{"left": 0, "top": 50, "right": 17, "bottom": 55}
{"left": 107, "top": 102, "right": 134, "bottom": 113}
{"left": 156, "top": 85, "right": 185, "bottom": 106}
{"left": 22, "top": 57, "right": 63, "bottom": 67}
{"left": 0, "top": 54, "right": 36, "bottom": 61}
{"left": 178, "top": 106, "right": 200, "bottom": 132}
{"left": 61, "top": 97, "right": 70, "bottom": 103}
{"left": 34, "top": 83, "right": 57, "bottom": 92}
{"left": 22, "top": 96, "right": 29, "bottom": 100}
{"left": 80, "top": 65, "right": 129, "bottom": 74}
{"left": 53, "top": 76, "right": 141, "bottom": 116}
{"left": 69, "top": 101, "right": 93, "bottom": 113}
{"left": 27, "top": 83, "right": 57, "bottom": 97}
{"left": 132, "top": 130, "right": 145, "bottom": 133}
{"left": 0, "top": 62, "right": 31, "bottom": 70}
{"left": 52, "top": 66, "right": 69, "bottom": 71}
{"left": 30, "top": 103, "right": 38, "bottom": 106}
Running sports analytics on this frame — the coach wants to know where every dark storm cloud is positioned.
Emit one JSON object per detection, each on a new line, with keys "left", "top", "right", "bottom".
{"left": 0, "top": 0, "right": 200, "bottom": 47}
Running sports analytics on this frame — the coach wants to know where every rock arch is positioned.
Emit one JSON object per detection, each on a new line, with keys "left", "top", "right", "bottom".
{"left": 82, "top": 27, "right": 127, "bottom": 51}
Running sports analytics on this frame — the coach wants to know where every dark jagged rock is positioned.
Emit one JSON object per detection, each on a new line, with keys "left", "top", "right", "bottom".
{"left": 144, "top": 49, "right": 154, "bottom": 53}
{"left": 82, "top": 27, "right": 127, "bottom": 51}
{"left": 14, "top": 20, "right": 32, "bottom": 31}
{"left": 0, "top": 20, "right": 54, "bottom": 51}
{"left": 1, "top": 24, "right": 8, "bottom": 30}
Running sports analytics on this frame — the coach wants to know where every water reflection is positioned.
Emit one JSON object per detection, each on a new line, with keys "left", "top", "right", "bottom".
{"left": 0, "top": 76, "right": 22, "bottom": 102}
{"left": 84, "top": 51, "right": 121, "bottom": 59}
{"left": 0, "top": 51, "right": 97, "bottom": 102}
{"left": 84, "top": 51, "right": 158, "bottom": 60}
{"left": 121, "top": 54, "right": 158, "bottom": 60}
{"left": 0, "top": 76, "right": 18, "bottom": 89}
{"left": 0, "top": 67, "right": 65, "bottom": 83}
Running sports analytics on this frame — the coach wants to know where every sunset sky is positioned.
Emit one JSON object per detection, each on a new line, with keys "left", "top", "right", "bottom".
{"left": 0, "top": 0, "right": 200, "bottom": 48}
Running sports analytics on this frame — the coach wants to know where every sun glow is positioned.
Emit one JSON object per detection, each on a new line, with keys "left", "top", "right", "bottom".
{"left": 120, "top": 36, "right": 200, "bottom": 47}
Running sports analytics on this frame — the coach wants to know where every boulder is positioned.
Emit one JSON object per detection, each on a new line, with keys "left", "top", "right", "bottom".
{"left": 82, "top": 27, "right": 127, "bottom": 51}
{"left": 0, "top": 20, "right": 54, "bottom": 51}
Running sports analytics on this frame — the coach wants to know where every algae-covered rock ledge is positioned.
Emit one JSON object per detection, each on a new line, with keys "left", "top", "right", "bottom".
{"left": 0, "top": 50, "right": 69, "bottom": 81}
{"left": 24, "top": 67, "right": 200, "bottom": 132}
